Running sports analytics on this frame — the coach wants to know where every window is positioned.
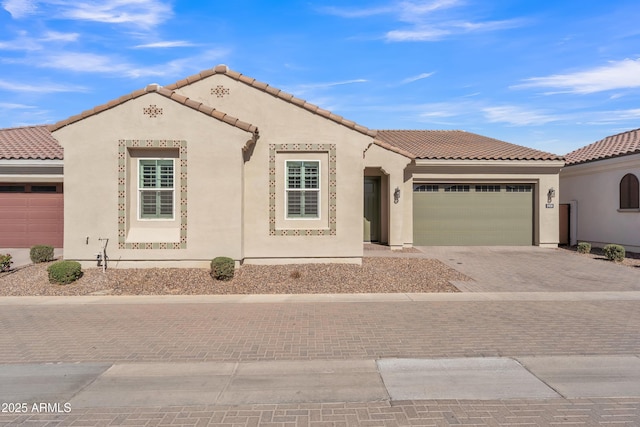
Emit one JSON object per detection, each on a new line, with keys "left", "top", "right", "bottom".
{"left": 414, "top": 184, "right": 439, "bottom": 192}
{"left": 506, "top": 185, "right": 532, "bottom": 193}
{"left": 620, "top": 173, "right": 639, "bottom": 209}
{"left": 0, "top": 185, "right": 26, "bottom": 192}
{"left": 286, "top": 161, "right": 319, "bottom": 218}
{"left": 139, "top": 159, "right": 174, "bottom": 219}
{"left": 444, "top": 185, "right": 470, "bottom": 192}
{"left": 475, "top": 185, "right": 501, "bottom": 192}
{"left": 31, "top": 185, "right": 58, "bottom": 193}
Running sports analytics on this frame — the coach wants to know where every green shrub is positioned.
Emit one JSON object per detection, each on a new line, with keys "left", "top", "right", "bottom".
{"left": 0, "top": 254, "right": 12, "bottom": 272}
{"left": 603, "top": 244, "right": 625, "bottom": 262}
{"left": 210, "top": 257, "right": 235, "bottom": 281}
{"left": 30, "top": 245, "right": 54, "bottom": 263}
{"left": 577, "top": 242, "right": 591, "bottom": 254}
{"left": 47, "top": 260, "right": 82, "bottom": 285}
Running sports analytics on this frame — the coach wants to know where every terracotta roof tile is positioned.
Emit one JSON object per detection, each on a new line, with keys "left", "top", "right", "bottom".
{"left": 48, "top": 84, "right": 258, "bottom": 137}
{"left": 165, "top": 65, "right": 378, "bottom": 138}
{"left": 0, "top": 125, "right": 63, "bottom": 160}
{"left": 565, "top": 128, "right": 640, "bottom": 165}
{"left": 375, "top": 130, "right": 562, "bottom": 161}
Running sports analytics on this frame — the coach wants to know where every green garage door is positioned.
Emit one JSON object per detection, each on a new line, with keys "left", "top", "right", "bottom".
{"left": 413, "top": 184, "right": 533, "bottom": 245}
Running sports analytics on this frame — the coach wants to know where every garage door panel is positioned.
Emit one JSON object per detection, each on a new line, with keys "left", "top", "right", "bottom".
{"left": 413, "top": 185, "right": 532, "bottom": 246}
{"left": 0, "top": 192, "right": 63, "bottom": 248}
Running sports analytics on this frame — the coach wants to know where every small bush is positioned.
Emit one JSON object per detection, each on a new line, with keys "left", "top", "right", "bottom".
{"left": 30, "top": 245, "right": 54, "bottom": 263}
{"left": 0, "top": 254, "right": 12, "bottom": 272}
{"left": 210, "top": 256, "right": 235, "bottom": 281}
{"left": 290, "top": 270, "right": 302, "bottom": 279}
{"left": 603, "top": 244, "right": 625, "bottom": 262}
{"left": 47, "top": 260, "right": 82, "bottom": 285}
{"left": 577, "top": 242, "right": 591, "bottom": 254}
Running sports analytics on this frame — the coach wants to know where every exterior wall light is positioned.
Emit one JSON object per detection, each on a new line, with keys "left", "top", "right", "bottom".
{"left": 547, "top": 187, "right": 556, "bottom": 204}
{"left": 394, "top": 187, "right": 401, "bottom": 204}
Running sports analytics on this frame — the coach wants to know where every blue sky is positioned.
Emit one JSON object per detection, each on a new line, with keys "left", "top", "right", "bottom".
{"left": 1, "top": 0, "right": 639, "bottom": 155}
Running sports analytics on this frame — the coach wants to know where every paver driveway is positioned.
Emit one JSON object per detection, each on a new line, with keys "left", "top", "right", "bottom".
{"left": 418, "top": 246, "right": 640, "bottom": 292}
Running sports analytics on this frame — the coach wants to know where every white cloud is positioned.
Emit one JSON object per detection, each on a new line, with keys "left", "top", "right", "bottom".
{"left": 1, "top": 0, "right": 37, "bottom": 18}
{"left": 0, "top": 102, "right": 34, "bottom": 109}
{"left": 2, "top": 0, "right": 172, "bottom": 27}
{"left": 0, "top": 30, "right": 79, "bottom": 51}
{"left": 483, "top": 105, "right": 559, "bottom": 126}
{"left": 386, "top": 18, "right": 523, "bottom": 41}
{"left": 0, "top": 79, "right": 87, "bottom": 93}
{"left": 514, "top": 58, "right": 640, "bottom": 94}
{"left": 284, "top": 79, "right": 368, "bottom": 96}
{"left": 134, "top": 41, "right": 197, "bottom": 49}
{"left": 41, "top": 30, "right": 79, "bottom": 42}
{"left": 10, "top": 48, "right": 230, "bottom": 79}
{"left": 323, "top": 0, "right": 524, "bottom": 42}
{"left": 578, "top": 108, "right": 640, "bottom": 125}
{"left": 319, "top": 5, "right": 394, "bottom": 18}
{"left": 401, "top": 72, "right": 435, "bottom": 84}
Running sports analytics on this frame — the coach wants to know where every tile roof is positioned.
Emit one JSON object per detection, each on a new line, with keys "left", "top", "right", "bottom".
{"left": 375, "top": 130, "right": 563, "bottom": 161}
{"left": 48, "top": 84, "right": 259, "bottom": 137}
{"left": 564, "top": 128, "right": 640, "bottom": 166}
{"left": 165, "top": 64, "right": 378, "bottom": 139}
{"left": 0, "top": 125, "right": 63, "bottom": 160}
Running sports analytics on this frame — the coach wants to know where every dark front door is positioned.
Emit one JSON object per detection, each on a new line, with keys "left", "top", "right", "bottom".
{"left": 364, "top": 177, "right": 380, "bottom": 242}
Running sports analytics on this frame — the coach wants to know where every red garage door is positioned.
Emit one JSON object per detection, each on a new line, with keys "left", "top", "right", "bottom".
{"left": 0, "top": 184, "right": 63, "bottom": 248}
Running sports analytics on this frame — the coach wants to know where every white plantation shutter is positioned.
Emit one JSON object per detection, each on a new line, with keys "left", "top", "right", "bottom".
{"left": 286, "top": 161, "right": 319, "bottom": 218}
{"left": 139, "top": 159, "right": 174, "bottom": 219}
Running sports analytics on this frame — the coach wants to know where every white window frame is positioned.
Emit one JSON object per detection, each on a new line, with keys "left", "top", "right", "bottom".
{"left": 284, "top": 160, "right": 321, "bottom": 220}
{"left": 137, "top": 158, "right": 175, "bottom": 221}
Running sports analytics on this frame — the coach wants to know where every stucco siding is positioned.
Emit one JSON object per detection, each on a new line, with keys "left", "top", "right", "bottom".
{"left": 560, "top": 154, "right": 640, "bottom": 251}
{"left": 175, "top": 74, "right": 375, "bottom": 263}
{"left": 53, "top": 93, "right": 252, "bottom": 267}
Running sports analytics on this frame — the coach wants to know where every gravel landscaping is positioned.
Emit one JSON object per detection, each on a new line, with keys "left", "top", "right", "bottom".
{"left": 0, "top": 257, "right": 467, "bottom": 296}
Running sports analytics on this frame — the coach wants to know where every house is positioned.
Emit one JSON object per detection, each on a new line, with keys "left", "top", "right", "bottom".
{"left": 560, "top": 128, "right": 640, "bottom": 251}
{"left": 6, "top": 65, "right": 564, "bottom": 267}
{"left": 0, "top": 125, "right": 64, "bottom": 248}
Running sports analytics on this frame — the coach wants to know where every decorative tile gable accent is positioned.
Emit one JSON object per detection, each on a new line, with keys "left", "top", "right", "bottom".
{"left": 211, "top": 85, "right": 230, "bottom": 98}
{"left": 118, "top": 139, "right": 187, "bottom": 249}
{"left": 269, "top": 143, "right": 337, "bottom": 237}
{"left": 143, "top": 105, "right": 163, "bottom": 118}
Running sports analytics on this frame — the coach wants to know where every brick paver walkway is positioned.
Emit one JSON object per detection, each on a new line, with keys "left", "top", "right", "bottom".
{"left": 0, "top": 299, "right": 638, "bottom": 364}
{"left": 3, "top": 399, "right": 639, "bottom": 426}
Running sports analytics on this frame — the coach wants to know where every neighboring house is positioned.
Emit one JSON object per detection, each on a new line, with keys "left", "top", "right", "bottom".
{"left": 5, "top": 65, "right": 563, "bottom": 267}
{"left": 0, "top": 125, "right": 64, "bottom": 248}
{"left": 560, "top": 128, "right": 640, "bottom": 251}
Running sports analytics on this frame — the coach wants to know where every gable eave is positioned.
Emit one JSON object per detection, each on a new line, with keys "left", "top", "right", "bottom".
{"left": 48, "top": 84, "right": 259, "bottom": 138}
{"left": 165, "top": 64, "right": 378, "bottom": 139}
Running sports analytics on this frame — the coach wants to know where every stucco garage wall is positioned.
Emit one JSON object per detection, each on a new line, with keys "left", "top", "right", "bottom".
{"left": 53, "top": 92, "right": 252, "bottom": 267}
{"left": 560, "top": 154, "right": 640, "bottom": 252}
{"left": 175, "top": 75, "right": 374, "bottom": 263}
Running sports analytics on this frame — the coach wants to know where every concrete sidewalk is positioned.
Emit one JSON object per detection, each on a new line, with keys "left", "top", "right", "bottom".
{"left": 3, "top": 356, "right": 640, "bottom": 408}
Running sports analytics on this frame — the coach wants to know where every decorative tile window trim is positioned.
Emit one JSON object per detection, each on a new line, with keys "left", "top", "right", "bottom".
{"left": 143, "top": 105, "right": 163, "bottom": 118}
{"left": 118, "top": 139, "right": 187, "bottom": 249}
{"left": 269, "top": 143, "right": 336, "bottom": 236}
